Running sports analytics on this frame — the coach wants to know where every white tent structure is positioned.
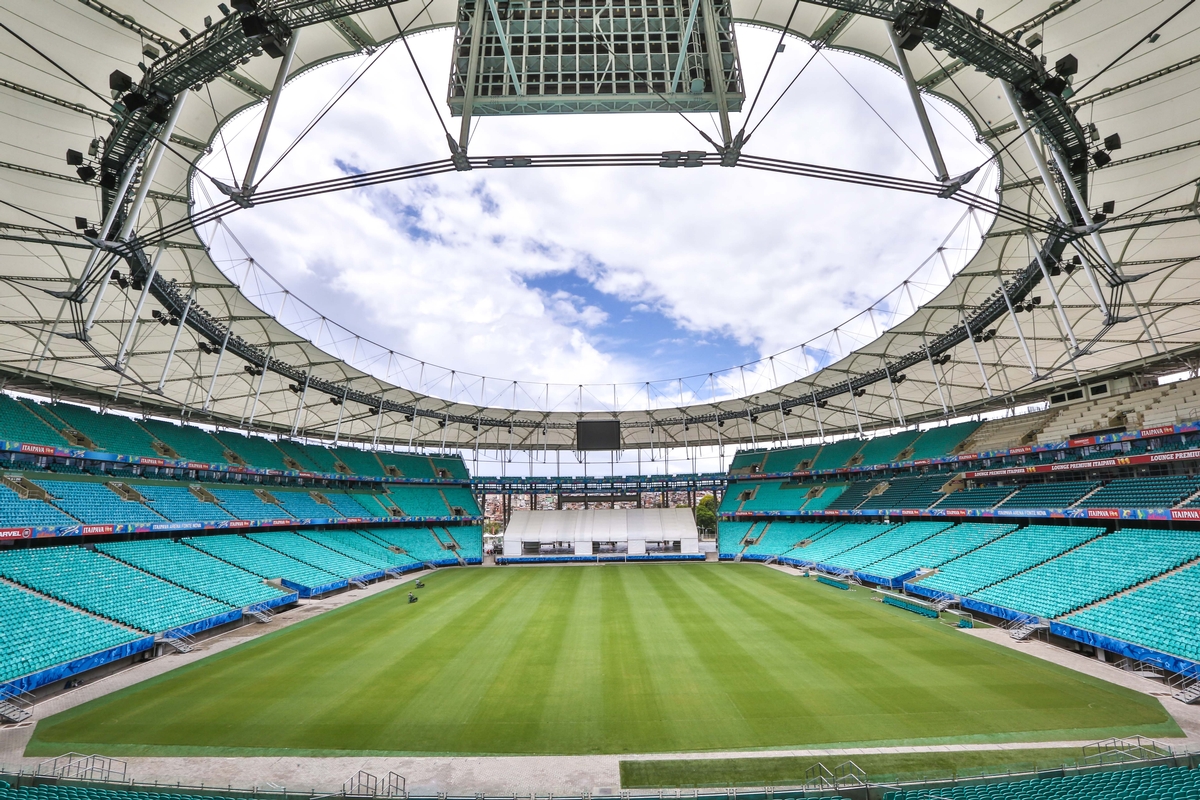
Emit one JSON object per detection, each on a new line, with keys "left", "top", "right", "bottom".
{"left": 502, "top": 508, "right": 700, "bottom": 556}
{"left": 1, "top": 1, "right": 1198, "bottom": 453}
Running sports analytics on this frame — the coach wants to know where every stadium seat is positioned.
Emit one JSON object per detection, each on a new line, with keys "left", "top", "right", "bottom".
{"left": 998, "top": 480, "right": 1100, "bottom": 509}
{"left": 866, "top": 523, "right": 1016, "bottom": 579}
{"left": 883, "top": 764, "right": 1200, "bottom": 800}
{"left": 0, "top": 394, "right": 69, "bottom": 448}
{"left": 783, "top": 522, "right": 892, "bottom": 565}
{"left": 136, "top": 484, "right": 234, "bottom": 522}
{"left": 365, "top": 528, "right": 456, "bottom": 563}
{"left": 1067, "top": 562, "right": 1200, "bottom": 661}
{"left": 33, "top": 479, "right": 165, "bottom": 525}
{"left": 186, "top": 534, "right": 339, "bottom": 588}
{"left": 938, "top": 485, "right": 1017, "bottom": 509}
{"left": 1076, "top": 475, "right": 1200, "bottom": 508}
{"left": 136, "top": 418, "right": 232, "bottom": 465}
{"left": 0, "top": 484, "right": 79, "bottom": 528}
{"left": 98, "top": 539, "right": 288, "bottom": 608}
{"left": 905, "top": 420, "right": 982, "bottom": 461}
{"left": 248, "top": 531, "right": 377, "bottom": 578}
{"left": 823, "top": 521, "right": 952, "bottom": 571}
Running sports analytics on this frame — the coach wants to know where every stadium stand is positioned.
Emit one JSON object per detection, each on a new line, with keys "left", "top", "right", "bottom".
{"left": 1076, "top": 475, "right": 1200, "bottom": 508}
{"left": 451, "top": 525, "right": 484, "bottom": 559}
{"left": 0, "top": 546, "right": 231, "bottom": 632}
{"left": 783, "top": 522, "right": 891, "bottom": 566}
{"left": 884, "top": 764, "right": 1200, "bottom": 800}
{"left": 30, "top": 404, "right": 162, "bottom": 459}
{"left": 955, "top": 409, "right": 1058, "bottom": 455}
{"left": 718, "top": 520, "right": 754, "bottom": 554}
{"left": 997, "top": 480, "right": 1100, "bottom": 509}
{"left": 209, "top": 487, "right": 289, "bottom": 520}
{"left": 864, "top": 523, "right": 1016, "bottom": 579}
{"left": 133, "top": 418, "right": 232, "bottom": 465}
{"left": 917, "top": 525, "right": 1104, "bottom": 597}
{"left": 387, "top": 485, "right": 451, "bottom": 516}
{"left": 0, "top": 394, "right": 68, "bottom": 448}
{"left": 332, "top": 445, "right": 388, "bottom": 477}
{"left": 431, "top": 455, "right": 472, "bottom": 480}
{"left": 441, "top": 485, "right": 481, "bottom": 515}
{"left": 273, "top": 490, "right": 341, "bottom": 519}
{"left": 905, "top": 420, "right": 982, "bottom": 461}
{"left": 744, "top": 521, "right": 830, "bottom": 557}
{"left": 854, "top": 429, "right": 922, "bottom": 467}
{"left": 824, "top": 479, "right": 877, "bottom": 510}
{"left": 137, "top": 484, "right": 234, "bottom": 522}
{"left": 0, "top": 484, "right": 79, "bottom": 528}
{"left": 802, "top": 483, "right": 847, "bottom": 510}
{"left": 273, "top": 439, "right": 323, "bottom": 471}
{"left": 937, "top": 485, "right": 1016, "bottom": 509}
{"left": 0, "top": 581, "right": 142, "bottom": 684}
{"left": 97, "top": 539, "right": 287, "bottom": 608}
{"left": 739, "top": 481, "right": 806, "bottom": 513}
{"left": 33, "top": 480, "right": 164, "bottom": 525}
{"left": 186, "top": 534, "right": 338, "bottom": 588}
{"left": 823, "top": 521, "right": 952, "bottom": 571}
{"left": 301, "top": 530, "right": 419, "bottom": 569}
{"left": 248, "top": 531, "right": 377, "bottom": 578}
{"left": 809, "top": 437, "right": 863, "bottom": 469}
{"left": 365, "top": 527, "right": 456, "bottom": 563}
{"left": 212, "top": 430, "right": 290, "bottom": 471}
{"left": 1067, "top": 562, "right": 1200, "bottom": 661}
{"left": 857, "top": 474, "right": 946, "bottom": 510}
{"left": 763, "top": 443, "right": 822, "bottom": 473}
{"left": 318, "top": 491, "right": 385, "bottom": 519}
{"left": 973, "top": 530, "right": 1200, "bottom": 619}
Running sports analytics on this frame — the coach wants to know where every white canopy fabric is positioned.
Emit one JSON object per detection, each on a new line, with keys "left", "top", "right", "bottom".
{"left": 1, "top": 0, "right": 1197, "bottom": 451}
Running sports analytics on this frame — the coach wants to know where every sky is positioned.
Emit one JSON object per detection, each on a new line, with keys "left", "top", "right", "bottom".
{"left": 196, "top": 25, "right": 995, "bottom": 399}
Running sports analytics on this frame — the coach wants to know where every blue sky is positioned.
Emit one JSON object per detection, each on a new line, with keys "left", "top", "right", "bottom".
{"left": 197, "top": 26, "right": 993, "bottom": 392}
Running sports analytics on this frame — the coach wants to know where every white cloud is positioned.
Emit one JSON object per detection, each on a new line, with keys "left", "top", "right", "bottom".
{"left": 198, "top": 26, "right": 993, "bottom": 390}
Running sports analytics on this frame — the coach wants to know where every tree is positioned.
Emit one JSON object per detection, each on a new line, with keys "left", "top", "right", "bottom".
{"left": 694, "top": 493, "right": 718, "bottom": 535}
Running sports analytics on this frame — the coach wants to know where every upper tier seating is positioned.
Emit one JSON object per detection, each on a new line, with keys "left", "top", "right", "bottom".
{"left": 301, "top": 530, "right": 417, "bottom": 569}
{"left": 31, "top": 403, "right": 161, "bottom": 458}
{"left": 0, "top": 581, "right": 142, "bottom": 683}
{"left": 729, "top": 450, "right": 764, "bottom": 472}
{"left": 98, "top": 539, "right": 286, "bottom": 608}
{"left": 273, "top": 490, "right": 339, "bottom": 519}
{"left": 809, "top": 438, "right": 863, "bottom": 469}
{"left": 212, "top": 431, "right": 290, "bottom": 471}
{"left": 997, "top": 480, "right": 1100, "bottom": 509}
{"left": 320, "top": 491, "right": 387, "bottom": 519}
{"left": 824, "top": 521, "right": 952, "bottom": 571}
{"left": 744, "top": 521, "right": 834, "bottom": 557}
{"left": 824, "top": 480, "right": 877, "bottom": 510}
{"left": 387, "top": 485, "right": 451, "bottom": 516}
{"left": 187, "top": 534, "right": 338, "bottom": 588}
{"left": 739, "top": 481, "right": 807, "bottom": 513}
{"left": 273, "top": 439, "right": 324, "bottom": 471}
{"left": 1067, "top": 562, "right": 1200, "bottom": 661}
{"left": 332, "top": 446, "right": 388, "bottom": 477}
{"left": 0, "top": 484, "right": 79, "bottom": 528}
{"left": 365, "top": 528, "right": 454, "bottom": 563}
{"left": 137, "top": 484, "right": 233, "bottom": 522}
{"left": 135, "top": 418, "right": 231, "bottom": 465}
{"left": 0, "top": 546, "right": 231, "bottom": 632}
{"left": 905, "top": 420, "right": 983, "bottom": 461}
{"left": 378, "top": 453, "right": 439, "bottom": 479}
{"left": 857, "top": 475, "right": 946, "bottom": 510}
{"left": 854, "top": 429, "right": 923, "bottom": 467}
{"left": 884, "top": 764, "right": 1200, "bottom": 800}
{"left": 783, "top": 522, "right": 892, "bottom": 566}
{"left": 973, "top": 530, "right": 1200, "bottom": 619}
{"left": 441, "top": 486, "right": 481, "bottom": 515}
{"left": 0, "top": 394, "right": 68, "bottom": 447}
{"left": 1076, "top": 475, "right": 1200, "bottom": 508}
{"left": 34, "top": 480, "right": 164, "bottom": 525}
{"left": 430, "top": 455, "right": 471, "bottom": 480}
{"left": 762, "top": 444, "right": 822, "bottom": 473}
{"left": 937, "top": 485, "right": 1016, "bottom": 509}
{"left": 248, "top": 531, "right": 376, "bottom": 578}
{"left": 865, "top": 523, "right": 1016, "bottom": 579}
{"left": 918, "top": 525, "right": 1103, "bottom": 596}
{"left": 954, "top": 408, "right": 1058, "bottom": 454}
{"left": 209, "top": 488, "right": 290, "bottom": 520}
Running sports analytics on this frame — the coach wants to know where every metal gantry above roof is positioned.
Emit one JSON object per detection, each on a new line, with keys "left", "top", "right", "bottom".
{"left": 1, "top": 0, "right": 1198, "bottom": 453}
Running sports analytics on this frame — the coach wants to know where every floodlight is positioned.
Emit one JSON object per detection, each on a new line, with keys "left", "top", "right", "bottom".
{"left": 143, "top": 44, "right": 160, "bottom": 60}
{"left": 241, "top": 15, "right": 269, "bottom": 38}
{"left": 975, "top": 8, "right": 984, "bottom": 21}
{"left": 204, "top": 15, "right": 213, "bottom": 28}
{"left": 1092, "top": 150, "right": 1112, "bottom": 168}
{"left": 151, "top": 310, "right": 162, "bottom": 319}
{"left": 1018, "top": 88, "right": 1042, "bottom": 110}
{"left": 98, "top": 172, "right": 117, "bottom": 189}
{"left": 218, "top": 3, "right": 231, "bottom": 15}
{"left": 1043, "top": 76, "right": 1067, "bottom": 95}
{"left": 76, "top": 165, "right": 96, "bottom": 182}
{"left": 1102, "top": 200, "right": 1115, "bottom": 214}
{"left": 1055, "top": 53, "right": 1078, "bottom": 76}
{"left": 1087, "top": 123, "right": 1100, "bottom": 142}
{"left": 782, "top": 408, "right": 792, "bottom": 416}
{"left": 109, "top": 70, "right": 133, "bottom": 93}
{"left": 180, "top": 28, "right": 192, "bottom": 40}
{"left": 66, "top": 149, "right": 84, "bottom": 166}
{"left": 1104, "top": 133, "right": 1122, "bottom": 151}
{"left": 232, "top": 0, "right": 258, "bottom": 11}
{"left": 1025, "top": 32, "right": 1043, "bottom": 49}
{"left": 122, "top": 91, "right": 148, "bottom": 111}
{"left": 74, "top": 216, "right": 88, "bottom": 230}
{"left": 817, "top": 400, "right": 828, "bottom": 409}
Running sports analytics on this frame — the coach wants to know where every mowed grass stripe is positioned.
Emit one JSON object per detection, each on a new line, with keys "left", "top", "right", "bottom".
{"left": 27, "top": 564, "right": 1180, "bottom": 757}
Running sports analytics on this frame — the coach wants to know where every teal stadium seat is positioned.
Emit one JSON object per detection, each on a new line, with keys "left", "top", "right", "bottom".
{"left": 938, "top": 485, "right": 1017, "bottom": 509}
{"left": 823, "top": 521, "right": 952, "bottom": 571}
{"left": 782, "top": 522, "right": 892, "bottom": 565}
{"left": 905, "top": 420, "right": 982, "bottom": 461}
{"left": 0, "top": 394, "right": 69, "bottom": 447}
{"left": 854, "top": 429, "right": 923, "bottom": 467}
{"left": 809, "top": 437, "right": 865, "bottom": 469}
{"left": 998, "top": 480, "right": 1100, "bottom": 509}
{"left": 1067, "top": 562, "right": 1200, "bottom": 661}
{"left": 29, "top": 402, "right": 162, "bottom": 458}
{"left": 134, "top": 418, "right": 232, "bottom": 464}
{"left": 918, "top": 525, "right": 1104, "bottom": 597}
{"left": 33, "top": 479, "right": 165, "bottom": 525}
{"left": 972, "top": 529, "right": 1200, "bottom": 618}
{"left": 0, "top": 484, "right": 79, "bottom": 528}
{"left": 866, "top": 523, "right": 1016, "bottom": 580}
{"left": 137, "top": 484, "right": 233, "bottom": 522}
{"left": 387, "top": 485, "right": 453, "bottom": 516}
{"left": 365, "top": 528, "right": 455, "bottom": 563}
{"left": 0, "top": 546, "right": 232, "bottom": 632}
{"left": 883, "top": 764, "right": 1200, "bottom": 800}
{"left": 0, "top": 581, "right": 141, "bottom": 683}
{"left": 186, "top": 534, "right": 339, "bottom": 588}
{"left": 248, "top": 531, "right": 377, "bottom": 578}
{"left": 97, "top": 539, "right": 288, "bottom": 608}
{"left": 1077, "top": 475, "right": 1200, "bottom": 508}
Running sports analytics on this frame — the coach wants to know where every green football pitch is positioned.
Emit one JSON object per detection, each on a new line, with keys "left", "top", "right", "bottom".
{"left": 27, "top": 563, "right": 1178, "bottom": 757}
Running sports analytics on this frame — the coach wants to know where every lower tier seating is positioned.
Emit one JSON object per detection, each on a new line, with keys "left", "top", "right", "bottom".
{"left": 365, "top": 528, "right": 455, "bottom": 563}
{"left": 0, "top": 485, "right": 78, "bottom": 528}
{"left": 34, "top": 480, "right": 164, "bottom": 525}
{"left": 937, "top": 485, "right": 1015, "bottom": 509}
{"left": 1067, "top": 561, "right": 1200, "bottom": 662}
{"left": 783, "top": 522, "right": 892, "bottom": 565}
{"left": 744, "top": 521, "right": 833, "bottom": 557}
{"left": 917, "top": 525, "right": 1103, "bottom": 596}
{"left": 451, "top": 525, "right": 484, "bottom": 559}
{"left": 248, "top": 531, "right": 376, "bottom": 578}
{"left": 97, "top": 539, "right": 287, "bottom": 608}
{"left": 302, "top": 530, "right": 419, "bottom": 569}
{"left": 884, "top": 764, "right": 1200, "bottom": 800}
{"left": 0, "top": 546, "right": 231, "bottom": 632}
{"left": 825, "top": 521, "right": 952, "bottom": 571}
{"left": 971, "top": 529, "right": 1200, "bottom": 618}
{"left": 186, "top": 534, "right": 338, "bottom": 588}
{"left": 387, "top": 485, "right": 451, "bottom": 516}
{"left": 864, "top": 523, "right": 1016, "bottom": 579}
{"left": 0, "top": 581, "right": 142, "bottom": 683}
{"left": 137, "top": 484, "right": 233, "bottom": 522}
